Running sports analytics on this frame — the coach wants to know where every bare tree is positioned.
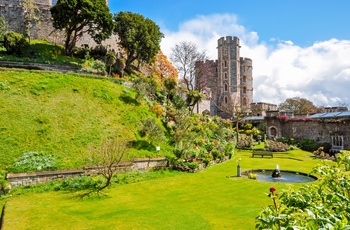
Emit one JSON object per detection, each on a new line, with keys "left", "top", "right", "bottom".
{"left": 215, "top": 96, "right": 248, "bottom": 142}
{"left": 170, "top": 41, "right": 207, "bottom": 91}
{"left": 87, "top": 136, "right": 130, "bottom": 193}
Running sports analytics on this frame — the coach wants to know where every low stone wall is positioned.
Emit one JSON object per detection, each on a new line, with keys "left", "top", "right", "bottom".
{"left": 6, "top": 157, "right": 168, "bottom": 187}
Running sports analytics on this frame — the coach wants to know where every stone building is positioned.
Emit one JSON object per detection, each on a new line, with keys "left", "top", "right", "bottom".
{"left": 0, "top": 0, "right": 118, "bottom": 50}
{"left": 195, "top": 36, "right": 253, "bottom": 118}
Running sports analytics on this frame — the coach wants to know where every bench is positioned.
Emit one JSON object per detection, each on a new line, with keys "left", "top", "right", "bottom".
{"left": 252, "top": 150, "right": 273, "bottom": 158}
{"left": 329, "top": 146, "right": 343, "bottom": 157}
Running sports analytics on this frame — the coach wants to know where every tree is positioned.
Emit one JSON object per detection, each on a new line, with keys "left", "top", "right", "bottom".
{"left": 170, "top": 41, "right": 207, "bottom": 91}
{"left": 22, "top": 0, "right": 39, "bottom": 42}
{"left": 114, "top": 12, "right": 163, "bottom": 72}
{"left": 50, "top": 0, "right": 114, "bottom": 55}
{"left": 105, "top": 51, "right": 116, "bottom": 76}
{"left": 144, "top": 50, "right": 178, "bottom": 81}
{"left": 216, "top": 96, "right": 248, "bottom": 143}
{"left": 87, "top": 136, "right": 130, "bottom": 193}
{"left": 278, "top": 97, "right": 318, "bottom": 115}
{"left": 0, "top": 15, "right": 7, "bottom": 42}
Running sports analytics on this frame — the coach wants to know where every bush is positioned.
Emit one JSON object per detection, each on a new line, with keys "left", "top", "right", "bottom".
{"left": 4, "top": 31, "right": 29, "bottom": 54}
{"left": 265, "top": 140, "right": 289, "bottom": 152}
{"left": 10, "top": 152, "right": 58, "bottom": 173}
{"left": 297, "top": 139, "right": 320, "bottom": 152}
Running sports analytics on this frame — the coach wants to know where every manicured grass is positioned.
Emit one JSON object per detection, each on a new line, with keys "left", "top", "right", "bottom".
{"left": 2, "top": 149, "right": 329, "bottom": 229}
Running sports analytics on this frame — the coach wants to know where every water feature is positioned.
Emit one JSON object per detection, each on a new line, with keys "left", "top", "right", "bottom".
{"left": 245, "top": 169, "right": 317, "bottom": 183}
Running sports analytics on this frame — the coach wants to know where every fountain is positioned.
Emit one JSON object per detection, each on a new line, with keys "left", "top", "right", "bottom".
{"left": 271, "top": 164, "right": 281, "bottom": 178}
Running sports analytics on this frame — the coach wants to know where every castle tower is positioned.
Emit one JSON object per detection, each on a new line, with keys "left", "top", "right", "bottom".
{"left": 195, "top": 36, "right": 253, "bottom": 118}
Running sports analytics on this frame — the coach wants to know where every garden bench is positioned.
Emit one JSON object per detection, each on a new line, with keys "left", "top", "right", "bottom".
{"left": 329, "top": 146, "right": 343, "bottom": 157}
{"left": 252, "top": 150, "right": 273, "bottom": 158}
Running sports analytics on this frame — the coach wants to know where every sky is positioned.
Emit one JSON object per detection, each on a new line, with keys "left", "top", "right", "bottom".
{"left": 109, "top": 0, "right": 350, "bottom": 107}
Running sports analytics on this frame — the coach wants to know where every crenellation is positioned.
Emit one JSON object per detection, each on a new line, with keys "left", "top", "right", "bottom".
{"left": 195, "top": 36, "right": 253, "bottom": 118}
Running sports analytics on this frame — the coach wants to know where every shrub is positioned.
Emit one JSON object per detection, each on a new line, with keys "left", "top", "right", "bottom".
{"left": 248, "top": 173, "right": 257, "bottom": 179}
{"left": 297, "top": 138, "right": 319, "bottom": 152}
{"left": 4, "top": 31, "right": 29, "bottom": 54}
{"left": 90, "top": 45, "right": 108, "bottom": 59}
{"left": 265, "top": 140, "right": 289, "bottom": 152}
{"left": 10, "top": 152, "right": 58, "bottom": 173}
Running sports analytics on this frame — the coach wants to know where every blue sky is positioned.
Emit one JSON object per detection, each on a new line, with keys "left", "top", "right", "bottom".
{"left": 109, "top": 1, "right": 350, "bottom": 107}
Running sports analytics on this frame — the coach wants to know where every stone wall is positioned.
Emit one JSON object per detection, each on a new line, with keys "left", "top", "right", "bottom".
{"left": 0, "top": 0, "right": 119, "bottom": 50}
{"left": 6, "top": 157, "right": 168, "bottom": 187}
{"left": 266, "top": 117, "right": 350, "bottom": 149}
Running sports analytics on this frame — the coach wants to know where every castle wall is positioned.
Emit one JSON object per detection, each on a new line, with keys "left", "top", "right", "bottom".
{"left": 0, "top": 0, "right": 119, "bottom": 50}
{"left": 266, "top": 117, "right": 350, "bottom": 149}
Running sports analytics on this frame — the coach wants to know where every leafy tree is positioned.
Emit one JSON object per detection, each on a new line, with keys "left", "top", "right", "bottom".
{"left": 170, "top": 41, "right": 207, "bottom": 91}
{"left": 186, "top": 90, "right": 205, "bottom": 113}
{"left": 0, "top": 15, "right": 7, "bottom": 42}
{"left": 278, "top": 97, "right": 318, "bottom": 115}
{"left": 113, "top": 12, "right": 163, "bottom": 72}
{"left": 50, "top": 0, "right": 114, "bottom": 55}
{"left": 105, "top": 51, "right": 116, "bottom": 76}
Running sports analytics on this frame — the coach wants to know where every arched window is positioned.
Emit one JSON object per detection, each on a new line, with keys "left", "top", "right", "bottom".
{"left": 224, "top": 84, "right": 228, "bottom": 91}
{"left": 224, "top": 60, "right": 227, "bottom": 67}
{"left": 224, "top": 97, "right": 228, "bottom": 104}
{"left": 224, "top": 72, "right": 227, "bottom": 79}
{"left": 243, "top": 75, "right": 246, "bottom": 83}
{"left": 242, "top": 98, "right": 247, "bottom": 106}
{"left": 243, "top": 86, "right": 246, "bottom": 94}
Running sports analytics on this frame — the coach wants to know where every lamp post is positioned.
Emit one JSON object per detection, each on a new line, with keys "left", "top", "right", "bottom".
{"left": 236, "top": 158, "right": 242, "bottom": 177}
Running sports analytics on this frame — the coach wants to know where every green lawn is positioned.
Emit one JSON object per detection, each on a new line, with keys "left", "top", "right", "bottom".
{"left": 2, "top": 149, "right": 329, "bottom": 230}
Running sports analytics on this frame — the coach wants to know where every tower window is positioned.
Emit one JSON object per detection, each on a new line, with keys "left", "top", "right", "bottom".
{"left": 243, "top": 75, "right": 246, "bottom": 83}
{"left": 224, "top": 60, "right": 227, "bottom": 67}
{"left": 224, "top": 97, "right": 228, "bottom": 104}
{"left": 243, "top": 98, "right": 247, "bottom": 106}
{"left": 224, "top": 84, "right": 228, "bottom": 91}
{"left": 243, "top": 86, "right": 246, "bottom": 94}
{"left": 224, "top": 72, "right": 227, "bottom": 79}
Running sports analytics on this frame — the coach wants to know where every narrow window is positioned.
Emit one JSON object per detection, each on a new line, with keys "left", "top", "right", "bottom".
{"left": 224, "top": 84, "right": 228, "bottom": 91}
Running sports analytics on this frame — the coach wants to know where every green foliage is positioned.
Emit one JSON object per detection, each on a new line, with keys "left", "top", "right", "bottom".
{"left": 113, "top": 11, "right": 163, "bottom": 71}
{"left": 256, "top": 151, "right": 350, "bottom": 229}
{"left": 296, "top": 138, "right": 332, "bottom": 154}
{"left": 0, "top": 71, "right": 164, "bottom": 170}
{"left": 0, "top": 15, "right": 7, "bottom": 42}
{"left": 139, "top": 118, "right": 165, "bottom": 146}
{"left": 10, "top": 152, "right": 58, "bottom": 173}
{"left": 50, "top": 0, "right": 113, "bottom": 55}
{"left": 3, "top": 31, "right": 29, "bottom": 55}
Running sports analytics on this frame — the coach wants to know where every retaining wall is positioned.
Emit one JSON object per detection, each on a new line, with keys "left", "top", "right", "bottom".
{"left": 6, "top": 157, "right": 168, "bottom": 187}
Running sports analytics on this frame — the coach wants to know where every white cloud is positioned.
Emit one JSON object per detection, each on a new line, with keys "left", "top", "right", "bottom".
{"left": 161, "top": 14, "right": 350, "bottom": 107}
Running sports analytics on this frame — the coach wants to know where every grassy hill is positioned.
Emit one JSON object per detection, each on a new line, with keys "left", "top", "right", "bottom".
{"left": 0, "top": 69, "right": 173, "bottom": 171}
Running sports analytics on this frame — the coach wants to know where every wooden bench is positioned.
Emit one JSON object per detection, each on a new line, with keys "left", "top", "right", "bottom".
{"left": 252, "top": 150, "right": 273, "bottom": 158}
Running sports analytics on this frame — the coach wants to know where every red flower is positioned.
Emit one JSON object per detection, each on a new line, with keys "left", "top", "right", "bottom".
{"left": 269, "top": 187, "right": 276, "bottom": 193}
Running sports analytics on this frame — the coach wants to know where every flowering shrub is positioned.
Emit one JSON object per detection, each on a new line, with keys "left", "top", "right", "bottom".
{"left": 265, "top": 140, "right": 289, "bottom": 152}
{"left": 256, "top": 151, "right": 350, "bottom": 229}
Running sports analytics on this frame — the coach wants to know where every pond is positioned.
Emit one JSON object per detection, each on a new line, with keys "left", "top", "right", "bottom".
{"left": 246, "top": 170, "right": 317, "bottom": 183}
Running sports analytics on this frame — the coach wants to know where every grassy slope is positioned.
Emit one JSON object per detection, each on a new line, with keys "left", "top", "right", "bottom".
{"left": 2, "top": 149, "right": 328, "bottom": 229}
{"left": 0, "top": 70, "right": 172, "bottom": 170}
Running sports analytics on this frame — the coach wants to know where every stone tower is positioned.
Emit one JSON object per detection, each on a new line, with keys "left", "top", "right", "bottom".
{"left": 195, "top": 36, "right": 253, "bottom": 118}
